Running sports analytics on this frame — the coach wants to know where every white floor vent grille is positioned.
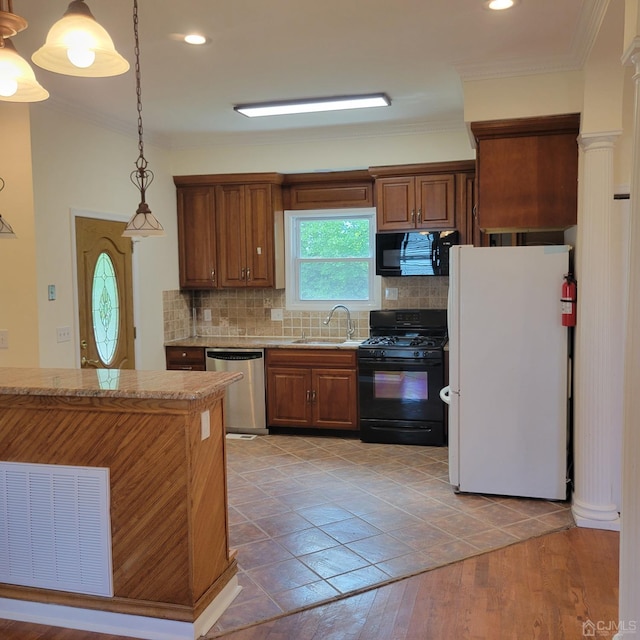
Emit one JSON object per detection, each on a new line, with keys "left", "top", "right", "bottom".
{"left": 0, "top": 462, "right": 113, "bottom": 597}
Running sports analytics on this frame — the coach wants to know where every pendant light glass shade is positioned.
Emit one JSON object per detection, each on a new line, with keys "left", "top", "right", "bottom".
{"left": 32, "top": 0, "right": 129, "bottom": 77}
{"left": 0, "top": 177, "right": 16, "bottom": 238}
{"left": 0, "top": 38, "right": 48, "bottom": 102}
{"left": 0, "top": 214, "right": 16, "bottom": 238}
{"left": 122, "top": 204, "right": 164, "bottom": 237}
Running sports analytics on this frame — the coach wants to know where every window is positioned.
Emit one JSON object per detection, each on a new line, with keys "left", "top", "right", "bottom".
{"left": 285, "top": 208, "right": 381, "bottom": 310}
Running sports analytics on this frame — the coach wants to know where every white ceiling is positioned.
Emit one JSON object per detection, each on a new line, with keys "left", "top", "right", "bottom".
{"left": 12, "top": 0, "right": 607, "bottom": 148}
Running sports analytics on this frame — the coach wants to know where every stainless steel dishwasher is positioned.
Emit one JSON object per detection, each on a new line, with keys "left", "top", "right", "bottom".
{"left": 205, "top": 348, "right": 267, "bottom": 435}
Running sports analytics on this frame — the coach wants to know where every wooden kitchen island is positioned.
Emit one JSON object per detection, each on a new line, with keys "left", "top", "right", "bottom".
{"left": 0, "top": 367, "right": 243, "bottom": 640}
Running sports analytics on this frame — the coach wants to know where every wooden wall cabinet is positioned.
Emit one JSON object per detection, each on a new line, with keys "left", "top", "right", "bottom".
{"left": 166, "top": 346, "right": 205, "bottom": 371}
{"left": 266, "top": 349, "right": 358, "bottom": 431}
{"left": 176, "top": 186, "right": 217, "bottom": 288}
{"left": 283, "top": 170, "right": 374, "bottom": 210}
{"left": 174, "top": 173, "right": 284, "bottom": 290}
{"left": 370, "top": 161, "right": 475, "bottom": 234}
{"left": 216, "top": 182, "right": 283, "bottom": 288}
{"left": 471, "top": 114, "right": 580, "bottom": 233}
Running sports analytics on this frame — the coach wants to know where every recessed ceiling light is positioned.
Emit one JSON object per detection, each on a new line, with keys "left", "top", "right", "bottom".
{"left": 234, "top": 93, "right": 391, "bottom": 118}
{"left": 485, "top": 0, "right": 518, "bottom": 9}
{"left": 184, "top": 34, "right": 207, "bottom": 45}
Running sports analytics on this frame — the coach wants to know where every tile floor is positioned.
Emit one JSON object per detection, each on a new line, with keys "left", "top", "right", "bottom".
{"left": 207, "top": 433, "right": 574, "bottom": 637}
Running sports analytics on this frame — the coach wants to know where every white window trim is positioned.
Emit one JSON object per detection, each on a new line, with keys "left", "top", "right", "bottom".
{"left": 284, "top": 207, "right": 382, "bottom": 311}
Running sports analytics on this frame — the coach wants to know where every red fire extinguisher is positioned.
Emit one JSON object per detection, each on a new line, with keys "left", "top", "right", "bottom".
{"left": 561, "top": 274, "right": 577, "bottom": 327}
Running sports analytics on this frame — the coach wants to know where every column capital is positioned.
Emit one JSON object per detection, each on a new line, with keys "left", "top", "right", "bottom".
{"left": 579, "top": 131, "right": 622, "bottom": 150}
{"left": 622, "top": 35, "right": 640, "bottom": 68}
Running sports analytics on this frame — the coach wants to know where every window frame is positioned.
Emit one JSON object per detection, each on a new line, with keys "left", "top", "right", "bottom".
{"left": 284, "top": 207, "right": 381, "bottom": 311}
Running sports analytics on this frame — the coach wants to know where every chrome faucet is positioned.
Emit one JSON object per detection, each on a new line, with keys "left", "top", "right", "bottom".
{"left": 323, "top": 304, "right": 355, "bottom": 340}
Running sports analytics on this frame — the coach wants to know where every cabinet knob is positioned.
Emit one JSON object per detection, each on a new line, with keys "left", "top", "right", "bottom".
{"left": 246, "top": 268, "right": 251, "bottom": 281}
{"left": 410, "top": 209, "right": 415, "bottom": 222}
{"left": 417, "top": 208, "right": 422, "bottom": 223}
{"left": 211, "top": 269, "right": 216, "bottom": 284}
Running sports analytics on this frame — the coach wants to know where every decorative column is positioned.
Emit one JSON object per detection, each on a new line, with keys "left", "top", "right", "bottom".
{"left": 571, "top": 132, "right": 621, "bottom": 530}
{"left": 615, "top": 38, "right": 640, "bottom": 640}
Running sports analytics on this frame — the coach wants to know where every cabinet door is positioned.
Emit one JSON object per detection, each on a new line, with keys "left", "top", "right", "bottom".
{"left": 416, "top": 175, "right": 455, "bottom": 229}
{"left": 476, "top": 132, "right": 578, "bottom": 231}
{"left": 375, "top": 177, "right": 416, "bottom": 231}
{"left": 245, "top": 184, "right": 275, "bottom": 287}
{"left": 312, "top": 368, "right": 358, "bottom": 430}
{"left": 177, "top": 187, "right": 217, "bottom": 288}
{"left": 216, "top": 185, "right": 247, "bottom": 287}
{"left": 266, "top": 367, "right": 312, "bottom": 427}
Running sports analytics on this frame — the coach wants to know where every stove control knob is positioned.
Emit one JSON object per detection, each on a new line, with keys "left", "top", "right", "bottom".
{"left": 414, "top": 351, "right": 420, "bottom": 358}
{"left": 374, "top": 349, "right": 385, "bottom": 359}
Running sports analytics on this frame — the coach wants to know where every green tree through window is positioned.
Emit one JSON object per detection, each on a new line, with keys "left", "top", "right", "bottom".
{"left": 285, "top": 208, "right": 380, "bottom": 309}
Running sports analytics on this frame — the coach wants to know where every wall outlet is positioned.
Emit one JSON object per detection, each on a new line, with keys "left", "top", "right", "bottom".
{"left": 56, "top": 326, "right": 72, "bottom": 343}
{"left": 201, "top": 409, "right": 210, "bottom": 441}
{"left": 271, "top": 308, "right": 284, "bottom": 321}
{"left": 385, "top": 287, "right": 399, "bottom": 301}
{"left": 203, "top": 308, "right": 212, "bottom": 322}
{"left": 0, "top": 330, "right": 8, "bottom": 349}
{"left": 47, "top": 284, "right": 56, "bottom": 301}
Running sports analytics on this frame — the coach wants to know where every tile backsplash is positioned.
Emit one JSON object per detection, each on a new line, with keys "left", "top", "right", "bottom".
{"left": 163, "top": 277, "right": 449, "bottom": 343}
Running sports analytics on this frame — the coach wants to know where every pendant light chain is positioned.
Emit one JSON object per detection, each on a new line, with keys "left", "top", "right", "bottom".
{"left": 131, "top": 0, "right": 153, "bottom": 205}
{"left": 123, "top": 0, "right": 163, "bottom": 236}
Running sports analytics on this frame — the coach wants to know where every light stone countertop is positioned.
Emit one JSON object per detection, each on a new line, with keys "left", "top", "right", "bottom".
{"left": 165, "top": 336, "right": 364, "bottom": 349}
{"left": 0, "top": 367, "right": 242, "bottom": 401}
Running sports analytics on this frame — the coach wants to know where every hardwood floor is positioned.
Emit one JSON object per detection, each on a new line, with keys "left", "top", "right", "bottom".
{"left": 0, "top": 528, "right": 618, "bottom": 639}
{"left": 209, "top": 527, "right": 619, "bottom": 640}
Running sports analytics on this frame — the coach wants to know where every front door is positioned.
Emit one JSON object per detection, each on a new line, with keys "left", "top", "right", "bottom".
{"left": 75, "top": 217, "right": 135, "bottom": 369}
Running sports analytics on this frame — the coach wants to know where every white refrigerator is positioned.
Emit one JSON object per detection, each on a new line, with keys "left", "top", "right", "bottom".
{"left": 446, "top": 244, "right": 570, "bottom": 500}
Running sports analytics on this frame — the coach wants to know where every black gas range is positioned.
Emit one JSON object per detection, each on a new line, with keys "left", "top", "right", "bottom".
{"left": 358, "top": 309, "right": 447, "bottom": 446}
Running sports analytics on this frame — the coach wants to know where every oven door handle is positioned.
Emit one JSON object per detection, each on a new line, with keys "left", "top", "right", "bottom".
{"left": 358, "top": 359, "right": 443, "bottom": 368}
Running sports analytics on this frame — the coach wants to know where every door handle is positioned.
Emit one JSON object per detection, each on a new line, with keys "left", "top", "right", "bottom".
{"left": 246, "top": 268, "right": 251, "bottom": 281}
{"left": 417, "top": 208, "right": 422, "bottom": 223}
{"left": 81, "top": 356, "right": 101, "bottom": 368}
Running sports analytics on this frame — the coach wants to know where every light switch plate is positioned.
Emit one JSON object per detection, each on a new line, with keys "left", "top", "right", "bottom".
{"left": 203, "top": 308, "right": 212, "bottom": 322}
{"left": 56, "top": 326, "right": 71, "bottom": 343}
{"left": 271, "top": 308, "right": 284, "bottom": 321}
{"left": 0, "top": 330, "right": 8, "bottom": 349}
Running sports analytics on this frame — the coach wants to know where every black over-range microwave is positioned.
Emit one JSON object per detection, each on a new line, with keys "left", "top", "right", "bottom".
{"left": 375, "top": 230, "right": 459, "bottom": 277}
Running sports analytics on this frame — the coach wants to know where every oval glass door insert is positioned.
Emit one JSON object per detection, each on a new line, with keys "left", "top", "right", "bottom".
{"left": 92, "top": 251, "right": 120, "bottom": 365}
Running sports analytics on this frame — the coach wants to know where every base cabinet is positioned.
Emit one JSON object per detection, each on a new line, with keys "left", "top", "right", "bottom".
{"left": 165, "top": 346, "right": 205, "bottom": 371}
{"left": 266, "top": 349, "right": 358, "bottom": 430}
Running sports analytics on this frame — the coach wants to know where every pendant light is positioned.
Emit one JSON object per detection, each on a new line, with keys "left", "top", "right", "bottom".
{"left": 32, "top": 0, "right": 129, "bottom": 78}
{"left": 0, "top": 1, "right": 48, "bottom": 102}
{"left": 0, "top": 177, "right": 17, "bottom": 239}
{"left": 122, "top": 0, "right": 163, "bottom": 238}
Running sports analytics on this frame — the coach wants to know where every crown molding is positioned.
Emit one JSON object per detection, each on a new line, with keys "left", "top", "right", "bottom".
{"left": 456, "top": 0, "right": 610, "bottom": 81}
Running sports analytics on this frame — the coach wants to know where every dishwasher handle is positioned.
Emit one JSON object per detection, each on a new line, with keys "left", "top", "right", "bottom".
{"left": 206, "top": 350, "right": 263, "bottom": 361}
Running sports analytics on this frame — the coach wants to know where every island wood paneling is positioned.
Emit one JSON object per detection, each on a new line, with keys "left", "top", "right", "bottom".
{"left": 0, "top": 392, "right": 234, "bottom": 622}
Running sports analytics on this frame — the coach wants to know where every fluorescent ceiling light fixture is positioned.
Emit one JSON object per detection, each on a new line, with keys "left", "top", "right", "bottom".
{"left": 234, "top": 93, "right": 391, "bottom": 117}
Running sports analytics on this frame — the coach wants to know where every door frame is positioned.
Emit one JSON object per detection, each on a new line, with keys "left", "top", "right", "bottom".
{"left": 70, "top": 208, "right": 141, "bottom": 369}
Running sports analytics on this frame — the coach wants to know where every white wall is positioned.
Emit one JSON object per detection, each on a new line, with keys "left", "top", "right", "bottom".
{"left": 0, "top": 104, "right": 39, "bottom": 368}
{"left": 30, "top": 105, "right": 178, "bottom": 370}
{"left": 170, "top": 126, "right": 475, "bottom": 175}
